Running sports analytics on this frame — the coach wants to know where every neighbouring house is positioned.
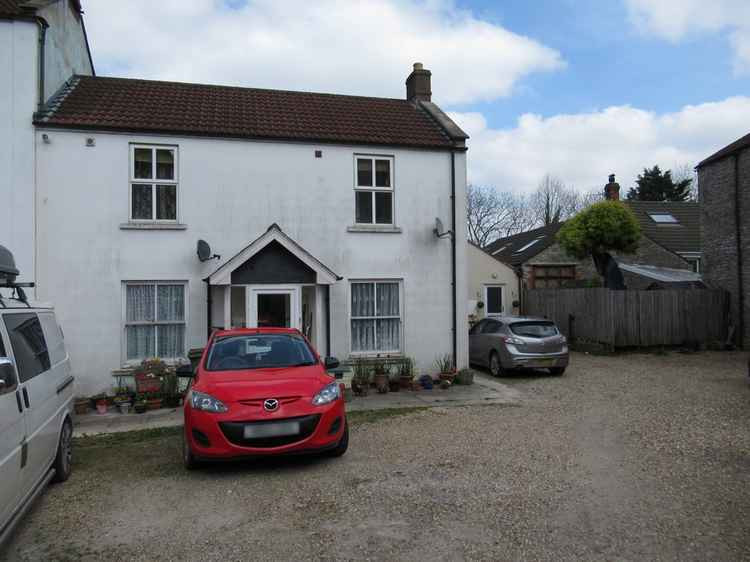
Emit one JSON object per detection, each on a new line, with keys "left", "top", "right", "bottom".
{"left": 1, "top": 0, "right": 94, "bottom": 283}
{"left": 484, "top": 175, "right": 699, "bottom": 291}
{"left": 467, "top": 242, "right": 519, "bottom": 322}
{"left": 2, "top": 3, "right": 470, "bottom": 393}
{"left": 696, "top": 132, "right": 750, "bottom": 348}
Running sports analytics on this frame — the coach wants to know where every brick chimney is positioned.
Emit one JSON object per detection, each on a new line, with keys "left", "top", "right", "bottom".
{"left": 406, "top": 62, "right": 431, "bottom": 102}
{"left": 605, "top": 173, "right": 620, "bottom": 200}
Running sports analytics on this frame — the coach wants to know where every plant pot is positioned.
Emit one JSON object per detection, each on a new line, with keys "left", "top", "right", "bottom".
{"left": 146, "top": 398, "right": 162, "bottom": 411}
{"left": 117, "top": 402, "right": 131, "bottom": 414}
{"left": 352, "top": 379, "right": 369, "bottom": 396}
{"left": 388, "top": 380, "right": 400, "bottom": 392}
{"left": 439, "top": 372, "right": 456, "bottom": 383}
{"left": 399, "top": 376, "right": 412, "bottom": 389}
{"left": 454, "top": 370, "right": 474, "bottom": 386}
{"left": 374, "top": 373, "right": 389, "bottom": 394}
{"left": 74, "top": 400, "right": 89, "bottom": 415}
{"left": 134, "top": 402, "right": 147, "bottom": 414}
{"left": 410, "top": 381, "right": 421, "bottom": 391}
{"left": 95, "top": 401, "right": 108, "bottom": 415}
{"left": 440, "top": 379, "right": 451, "bottom": 390}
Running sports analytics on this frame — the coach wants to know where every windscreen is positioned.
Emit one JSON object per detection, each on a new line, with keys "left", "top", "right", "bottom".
{"left": 206, "top": 334, "right": 316, "bottom": 371}
{"left": 509, "top": 321, "right": 558, "bottom": 338}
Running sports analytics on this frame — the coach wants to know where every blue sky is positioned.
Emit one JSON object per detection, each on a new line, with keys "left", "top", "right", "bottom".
{"left": 84, "top": 0, "right": 750, "bottom": 193}
{"left": 456, "top": 0, "right": 750, "bottom": 129}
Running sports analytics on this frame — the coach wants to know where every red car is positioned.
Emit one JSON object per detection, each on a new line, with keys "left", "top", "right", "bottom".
{"left": 182, "top": 328, "right": 347, "bottom": 468}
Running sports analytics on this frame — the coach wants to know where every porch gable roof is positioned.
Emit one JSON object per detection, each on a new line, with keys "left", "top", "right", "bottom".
{"left": 207, "top": 224, "right": 341, "bottom": 286}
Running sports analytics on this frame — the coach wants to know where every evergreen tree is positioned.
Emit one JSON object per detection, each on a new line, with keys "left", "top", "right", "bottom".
{"left": 626, "top": 165, "right": 692, "bottom": 201}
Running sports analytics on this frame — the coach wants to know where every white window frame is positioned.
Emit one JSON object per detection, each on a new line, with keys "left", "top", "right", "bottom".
{"left": 353, "top": 154, "right": 395, "bottom": 226}
{"left": 484, "top": 284, "right": 505, "bottom": 316}
{"left": 122, "top": 280, "right": 188, "bottom": 364}
{"left": 129, "top": 144, "right": 179, "bottom": 223}
{"left": 348, "top": 279, "right": 403, "bottom": 355}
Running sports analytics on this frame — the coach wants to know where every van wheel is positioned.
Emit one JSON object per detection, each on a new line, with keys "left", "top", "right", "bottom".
{"left": 52, "top": 418, "right": 73, "bottom": 483}
{"left": 327, "top": 422, "right": 348, "bottom": 458}
{"left": 183, "top": 431, "right": 200, "bottom": 470}
{"left": 489, "top": 352, "right": 505, "bottom": 377}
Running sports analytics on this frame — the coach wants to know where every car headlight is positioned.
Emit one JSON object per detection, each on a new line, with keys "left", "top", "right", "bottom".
{"left": 312, "top": 382, "right": 341, "bottom": 406}
{"left": 189, "top": 390, "right": 228, "bottom": 413}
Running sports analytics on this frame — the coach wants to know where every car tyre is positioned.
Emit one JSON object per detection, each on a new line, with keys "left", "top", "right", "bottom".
{"left": 52, "top": 417, "right": 73, "bottom": 483}
{"left": 327, "top": 422, "right": 349, "bottom": 458}
{"left": 489, "top": 351, "right": 505, "bottom": 377}
{"left": 183, "top": 431, "right": 200, "bottom": 470}
{"left": 549, "top": 367, "right": 566, "bottom": 376}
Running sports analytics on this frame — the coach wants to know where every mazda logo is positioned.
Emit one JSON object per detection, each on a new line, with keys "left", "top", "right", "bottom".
{"left": 263, "top": 399, "right": 279, "bottom": 412}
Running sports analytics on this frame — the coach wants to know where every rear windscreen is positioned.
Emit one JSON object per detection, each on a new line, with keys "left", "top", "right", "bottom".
{"left": 509, "top": 322, "right": 558, "bottom": 338}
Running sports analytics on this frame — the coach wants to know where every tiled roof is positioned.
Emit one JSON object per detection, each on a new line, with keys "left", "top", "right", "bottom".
{"left": 483, "top": 222, "right": 564, "bottom": 266}
{"left": 697, "top": 131, "right": 750, "bottom": 168}
{"left": 35, "top": 75, "right": 464, "bottom": 149}
{"left": 625, "top": 200, "right": 700, "bottom": 254}
{"left": 484, "top": 200, "right": 700, "bottom": 266}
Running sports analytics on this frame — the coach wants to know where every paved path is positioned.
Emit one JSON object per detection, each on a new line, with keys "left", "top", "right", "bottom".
{"left": 73, "top": 372, "right": 520, "bottom": 437}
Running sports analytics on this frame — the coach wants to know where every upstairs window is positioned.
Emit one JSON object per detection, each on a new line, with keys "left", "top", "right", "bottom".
{"left": 355, "top": 156, "right": 394, "bottom": 225}
{"left": 130, "top": 145, "right": 178, "bottom": 222}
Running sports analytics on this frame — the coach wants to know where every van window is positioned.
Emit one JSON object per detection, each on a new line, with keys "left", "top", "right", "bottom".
{"left": 3, "top": 313, "right": 51, "bottom": 382}
{"left": 38, "top": 312, "right": 65, "bottom": 366}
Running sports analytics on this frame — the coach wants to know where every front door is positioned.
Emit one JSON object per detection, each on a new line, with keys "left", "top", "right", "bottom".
{"left": 249, "top": 288, "right": 300, "bottom": 329}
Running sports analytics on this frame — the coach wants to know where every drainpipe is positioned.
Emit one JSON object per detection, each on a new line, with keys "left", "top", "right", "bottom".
{"left": 325, "top": 285, "right": 331, "bottom": 356}
{"left": 734, "top": 154, "right": 745, "bottom": 348}
{"left": 451, "top": 151, "right": 457, "bottom": 365}
{"left": 35, "top": 17, "right": 49, "bottom": 114}
{"left": 204, "top": 278, "right": 212, "bottom": 342}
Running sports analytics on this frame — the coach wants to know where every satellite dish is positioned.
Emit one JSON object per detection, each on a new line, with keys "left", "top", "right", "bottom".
{"left": 433, "top": 217, "right": 453, "bottom": 239}
{"left": 197, "top": 240, "right": 220, "bottom": 262}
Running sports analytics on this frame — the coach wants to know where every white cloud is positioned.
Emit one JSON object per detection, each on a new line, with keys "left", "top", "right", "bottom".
{"left": 82, "top": 0, "right": 564, "bottom": 105}
{"left": 450, "top": 96, "right": 750, "bottom": 193}
{"left": 625, "top": 0, "right": 750, "bottom": 74}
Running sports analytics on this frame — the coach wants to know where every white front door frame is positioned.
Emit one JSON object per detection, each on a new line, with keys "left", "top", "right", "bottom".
{"left": 247, "top": 285, "right": 302, "bottom": 329}
{"left": 483, "top": 284, "right": 505, "bottom": 317}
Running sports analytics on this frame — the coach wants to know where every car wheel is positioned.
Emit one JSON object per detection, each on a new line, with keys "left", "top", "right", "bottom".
{"left": 549, "top": 367, "right": 566, "bottom": 376}
{"left": 52, "top": 417, "right": 73, "bottom": 483}
{"left": 489, "top": 352, "right": 504, "bottom": 377}
{"left": 327, "top": 422, "right": 349, "bottom": 458}
{"left": 183, "top": 431, "right": 200, "bottom": 470}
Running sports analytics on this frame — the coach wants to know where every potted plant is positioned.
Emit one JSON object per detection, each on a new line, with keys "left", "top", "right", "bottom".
{"left": 372, "top": 356, "right": 389, "bottom": 394}
{"left": 134, "top": 394, "right": 147, "bottom": 414}
{"left": 435, "top": 354, "right": 456, "bottom": 382}
{"left": 398, "top": 357, "right": 414, "bottom": 389}
{"left": 454, "top": 369, "right": 474, "bottom": 386}
{"left": 350, "top": 358, "right": 370, "bottom": 397}
{"left": 161, "top": 371, "right": 181, "bottom": 408}
{"left": 145, "top": 391, "right": 163, "bottom": 411}
{"left": 74, "top": 396, "right": 89, "bottom": 415}
{"left": 92, "top": 393, "right": 108, "bottom": 414}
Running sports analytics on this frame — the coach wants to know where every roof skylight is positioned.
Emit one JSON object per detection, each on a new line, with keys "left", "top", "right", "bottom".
{"left": 649, "top": 213, "right": 678, "bottom": 224}
{"left": 514, "top": 237, "right": 544, "bottom": 253}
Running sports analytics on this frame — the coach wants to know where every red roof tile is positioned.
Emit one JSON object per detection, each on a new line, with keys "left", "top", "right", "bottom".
{"left": 36, "top": 75, "right": 461, "bottom": 149}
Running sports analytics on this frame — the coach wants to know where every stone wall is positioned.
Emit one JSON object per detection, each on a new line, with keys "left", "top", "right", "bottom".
{"left": 698, "top": 148, "right": 750, "bottom": 348}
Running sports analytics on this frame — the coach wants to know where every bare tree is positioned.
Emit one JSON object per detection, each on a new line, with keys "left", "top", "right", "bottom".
{"left": 466, "top": 185, "right": 529, "bottom": 246}
{"left": 672, "top": 163, "right": 698, "bottom": 201}
{"left": 528, "top": 174, "right": 581, "bottom": 226}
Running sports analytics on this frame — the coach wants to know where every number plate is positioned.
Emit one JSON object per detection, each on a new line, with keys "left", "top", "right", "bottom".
{"left": 536, "top": 358, "right": 556, "bottom": 367}
{"left": 244, "top": 421, "right": 300, "bottom": 439}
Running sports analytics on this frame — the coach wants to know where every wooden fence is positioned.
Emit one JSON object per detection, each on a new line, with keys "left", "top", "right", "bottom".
{"left": 523, "top": 288, "right": 729, "bottom": 348}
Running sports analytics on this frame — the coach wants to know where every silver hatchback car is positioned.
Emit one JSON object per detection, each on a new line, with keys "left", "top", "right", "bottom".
{"left": 469, "top": 316, "right": 569, "bottom": 376}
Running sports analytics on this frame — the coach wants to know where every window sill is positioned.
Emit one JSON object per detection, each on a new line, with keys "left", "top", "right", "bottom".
{"left": 120, "top": 222, "right": 187, "bottom": 231}
{"left": 347, "top": 225, "right": 402, "bottom": 234}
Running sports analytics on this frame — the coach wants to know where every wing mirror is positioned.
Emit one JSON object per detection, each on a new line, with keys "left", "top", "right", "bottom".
{"left": 324, "top": 356, "right": 340, "bottom": 371}
{"left": 175, "top": 363, "right": 195, "bottom": 378}
{"left": 0, "top": 358, "right": 17, "bottom": 392}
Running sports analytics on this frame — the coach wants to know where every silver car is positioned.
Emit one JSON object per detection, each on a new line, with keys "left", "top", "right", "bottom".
{"left": 469, "top": 316, "right": 568, "bottom": 376}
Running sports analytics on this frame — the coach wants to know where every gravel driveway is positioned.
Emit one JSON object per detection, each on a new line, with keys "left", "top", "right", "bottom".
{"left": 3, "top": 351, "right": 750, "bottom": 561}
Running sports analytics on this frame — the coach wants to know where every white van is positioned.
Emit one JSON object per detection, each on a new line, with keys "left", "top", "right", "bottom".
{"left": 0, "top": 247, "right": 74, "bottom": 546}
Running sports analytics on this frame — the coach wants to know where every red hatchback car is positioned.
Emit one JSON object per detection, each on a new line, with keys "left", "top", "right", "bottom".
{"left": 182, "top": 328, "right": 347, "bottom": 468}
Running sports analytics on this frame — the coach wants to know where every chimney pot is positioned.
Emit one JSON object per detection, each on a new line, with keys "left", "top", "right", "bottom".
{"left": 406, "top": 62, "right": 431, "bottom": 103}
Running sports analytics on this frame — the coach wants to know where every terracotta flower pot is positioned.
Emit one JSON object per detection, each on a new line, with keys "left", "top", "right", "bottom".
{"left": 74, "top": 400, "right": 89, "bottom": 415}
{"left": 399, "top": 376, "right": 412, "bottom": 389}
{"left": 95, "top": 400, "right": 108, "bottom": 415}
{"left": 146, "top": 398, "right": 162, "bottom": 411}
{"left": 374, "top": 373, "right": 389, "bottom": 394}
